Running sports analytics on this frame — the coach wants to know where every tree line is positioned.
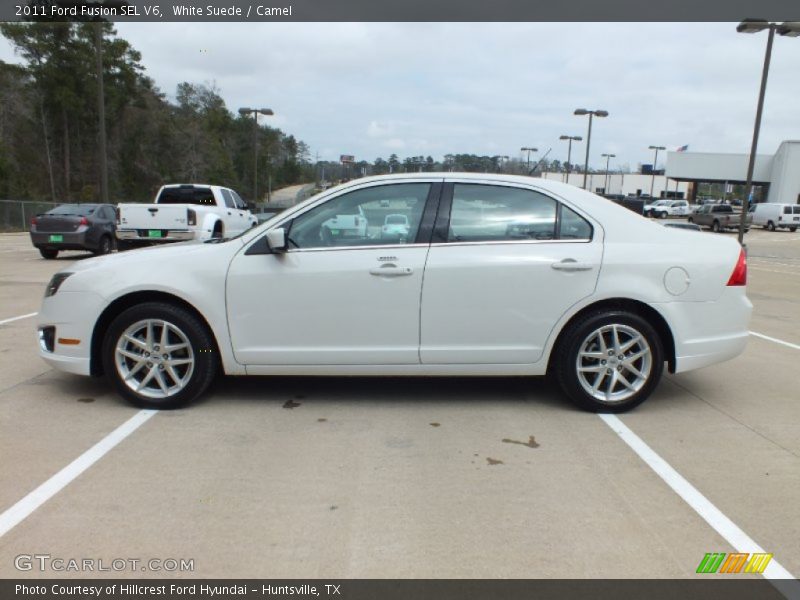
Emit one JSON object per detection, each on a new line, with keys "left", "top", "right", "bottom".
{"left": 0, "top": 22, "right": 312, "bottom": 204}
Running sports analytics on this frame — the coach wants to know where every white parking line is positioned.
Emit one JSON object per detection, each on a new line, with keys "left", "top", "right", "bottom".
{"left": 599, "top": 414, "right": 796, "bottom": 583}
{"left": 0, "top": 409, "right": 157, "bottom": 538}
{"left": 0, "top": 312, "right": 38, "bottom": 326}
{"left": 749, "top": 331, "right": 800, "bottom": 351}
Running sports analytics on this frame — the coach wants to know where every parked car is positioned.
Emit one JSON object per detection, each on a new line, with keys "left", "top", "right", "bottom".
{"left": 381, "top": 214, "right": 411, "bottom": 240}
{"left": 29, "top": 203, "right": 117, "bottom": 259}
{"left": 750, "top": 203, "right": 800, "bottom": 232}
{"left": 663, "top": 222, "right": 702, "bottom": 231}
{"left": 115, "top": 184, "right": 257, "bottom": 248}
{"left": 689, "top": 203, "right": 751, "bottom": 232}
{"left": 37, "top": 173, "right": 751, "bottom": 413}
{"left": 643, "top": 199, "right": 690, "bottom": 218}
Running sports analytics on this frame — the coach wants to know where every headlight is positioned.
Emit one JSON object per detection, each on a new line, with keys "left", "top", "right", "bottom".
{"left": 45, "top": 272, "right": 73, "bottom": 297}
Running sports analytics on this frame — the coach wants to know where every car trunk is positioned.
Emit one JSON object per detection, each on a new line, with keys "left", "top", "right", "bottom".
{"left": 35, "top": 215, "right": 84, "bottom": 232}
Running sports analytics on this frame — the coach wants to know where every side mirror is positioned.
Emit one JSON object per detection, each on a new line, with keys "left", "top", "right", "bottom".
{"left": 265, "top": 228, "right": 288, "bottom": 253}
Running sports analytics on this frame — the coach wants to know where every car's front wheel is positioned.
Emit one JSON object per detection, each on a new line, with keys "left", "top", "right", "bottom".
{"left": 659, "top": 211, "right": 668, "bottom": 219}
{"left": 102, "top": 302, "right": 218, "bottom": 409}
{"left": 554, "top": 311, "right": 664, "bottom": 412}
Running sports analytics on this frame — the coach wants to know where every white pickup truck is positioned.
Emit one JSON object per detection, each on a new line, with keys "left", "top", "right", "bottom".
{"left": 116, "top": 184, "right": 257, "bottom": 247}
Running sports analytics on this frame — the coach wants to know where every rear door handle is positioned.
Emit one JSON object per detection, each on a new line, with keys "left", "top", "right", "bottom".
{"left": 369, "top": 266, "right": 413, "bottom": 277}
{"left": 551, "top": 259, "right": 594, "bottom": 272}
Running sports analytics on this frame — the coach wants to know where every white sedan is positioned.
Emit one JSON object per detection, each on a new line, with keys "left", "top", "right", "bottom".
{"left": 36, "top": 174, "right": 752, "bottom": 412}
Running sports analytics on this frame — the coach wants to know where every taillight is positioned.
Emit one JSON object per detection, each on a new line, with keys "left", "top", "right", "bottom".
{"left": 31, "top": 217, "right": 38, "bottom": 226}
{"left": 187, "top": 208, "right": 196, "bottom": 226}
{"left": 727, "top": 248, "right": 747, "bottom": 286}
{"left": 115, "top": 208, "right": 120, "bottom": 224}
{"left": 79, "top": 217, "right": 89, "bottom": 226}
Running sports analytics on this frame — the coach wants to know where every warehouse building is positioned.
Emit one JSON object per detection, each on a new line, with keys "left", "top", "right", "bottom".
{"left": 540, "top": 171, "right": 688, "bottom": 198}
{"left": 666, "top": 140, "right": 800, "bottom": 205}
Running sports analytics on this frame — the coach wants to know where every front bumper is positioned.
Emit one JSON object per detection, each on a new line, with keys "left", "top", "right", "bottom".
{"left": 37, "top": 290, "right": 107, "bottom": 377}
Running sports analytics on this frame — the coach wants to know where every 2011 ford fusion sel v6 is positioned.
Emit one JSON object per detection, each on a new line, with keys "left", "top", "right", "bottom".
{"left": 37, "top": 174, "right": 752, "bottom": 412}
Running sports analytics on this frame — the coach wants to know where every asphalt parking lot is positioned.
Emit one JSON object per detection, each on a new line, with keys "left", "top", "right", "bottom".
{"left": 0, "top": 228, "right": 798, "bottom": 580}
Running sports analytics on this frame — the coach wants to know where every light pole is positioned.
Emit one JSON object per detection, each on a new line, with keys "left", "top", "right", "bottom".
{"left": 574, "top": 109, "right": 608, "bottom": 190}
{"left": 648, "top": 145, "right": 666, "bottom": 199}
{"left": 735, "top": 19, "right": 800, "bottom": 245}
{"left": 601, "top": 153, "right": 615, "bottom": 194}
{"left": 520, "top": 147, "right": 538, "bottom": 173}
{"left": 238, "top": 107, "right": 274, "bottom": 203}
{"left": 559, "top": 135, "right": 582, "bottom": 184}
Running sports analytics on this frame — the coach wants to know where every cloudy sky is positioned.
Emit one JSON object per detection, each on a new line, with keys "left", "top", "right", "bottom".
{"left": 2, "top": 22, "right": 799, "bottom": 170}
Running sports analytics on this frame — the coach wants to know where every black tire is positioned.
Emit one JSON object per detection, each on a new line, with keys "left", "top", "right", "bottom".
{"left": 712, "top": 220, "right": 721, "bottom": 233}
{"left": 767, "top": 221, "right": 776, "bottom": 231}
{"left": 101, "top": 302, "right": 218, "bottom": 409}
{"left": 687, "top": 217, "right": 693, "bottom": 223}
{"left": 94, "top": 235, "right": 113, "bottom": 255}
{"left": 658, "top": 211, "right": 668, "bottom": 219}
{"left": 790, "top": 227, "right": 797, "bottom": 233}
{"left": 553, "top": 310, "right": 664, "bottom": 413}
{"left": 39, "top": 248, "right": 58, "bottom": 259}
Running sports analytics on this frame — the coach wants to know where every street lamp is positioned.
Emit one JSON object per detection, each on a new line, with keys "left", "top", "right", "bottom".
{"left": 601, "top": 153, "right": 616, "bottom": 194}
{"left": 559, "top": 135, "right": 582, "bottom": 183}
{"left": 648, "top": 145, "right": 666, "bottom": 198}
{"left": 520, "top": 147, "right": 538, "bottom": 173}
{"left": 239, "top": 107, "right": 274, "bottom": 203}
{"left": 735, "top": 19, "right": 800, "bottom": 245}
{"left": 574, "top": 109, "right": 608, "bottom": 190}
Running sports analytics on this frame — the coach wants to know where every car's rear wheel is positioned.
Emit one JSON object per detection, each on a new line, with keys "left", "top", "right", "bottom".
{"left": 39, "top": 248, "right": 58, "bottom": 260}
{"left": 95, "top": 235, "right": 113, "bottom": 255}
{"left": 712, "top": 220, "right": 721, "bottom": 233}
{"left": 790, "top": 226, "right": 798, "bottom": 233}
{"left": 554, "top": 311, "right": 664, "bottom": 413}
{"left": 102, "top": 302, "right": 218, "bottom": 409}
{"left": 767, "top": 221, "right": 776, "bottom": 231}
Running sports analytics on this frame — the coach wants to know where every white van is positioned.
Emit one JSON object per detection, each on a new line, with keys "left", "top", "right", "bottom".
{"left": 750, "top": 203, "right": 800, "bottom": 232}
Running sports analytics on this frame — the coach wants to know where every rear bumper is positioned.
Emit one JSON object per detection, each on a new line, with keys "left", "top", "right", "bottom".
{"left": 30, "top": 231, "right": 90, "bottom": 250}
{"left": 653, "top": 287, "right": 753, "bottom": 373}
{"left": 116, "top": 229, "right": 196, "bottom": 242}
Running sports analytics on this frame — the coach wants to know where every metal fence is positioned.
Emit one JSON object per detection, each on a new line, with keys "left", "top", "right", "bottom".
{"left": 0, "top": 199, "right": 63, "bottom": 232}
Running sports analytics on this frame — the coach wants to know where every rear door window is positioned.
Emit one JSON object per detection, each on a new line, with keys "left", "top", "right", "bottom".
{"left": 220, "top": 189, "right": 236, "bottom": 209}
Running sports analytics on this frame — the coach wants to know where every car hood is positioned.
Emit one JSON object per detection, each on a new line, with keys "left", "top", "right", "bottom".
{"left": 59, "top": 239, "right": 244, "bottom": 287}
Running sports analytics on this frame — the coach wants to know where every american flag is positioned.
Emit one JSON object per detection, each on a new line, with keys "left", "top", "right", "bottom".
{"left": 676, "top": 144, "right": 689, "bottom": 152}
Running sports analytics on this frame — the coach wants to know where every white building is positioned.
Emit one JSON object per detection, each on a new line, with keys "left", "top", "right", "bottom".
{"left": 540, "top": 171, "right": 689, "bottom": 199}
{"left": 666, "top": 141, "right": 800, "bottom": 205}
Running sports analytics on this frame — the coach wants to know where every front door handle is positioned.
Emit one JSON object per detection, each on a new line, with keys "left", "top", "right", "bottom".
{"left": 369, "top": 265, "right": 413, "bottom": 277}
{"left": 551, "top": 259, "right": 594, "bottom": 272}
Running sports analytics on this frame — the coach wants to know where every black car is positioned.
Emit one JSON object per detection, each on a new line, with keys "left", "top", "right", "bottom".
{"left": 29, "top": 203, "right": 117, "bottom": 259}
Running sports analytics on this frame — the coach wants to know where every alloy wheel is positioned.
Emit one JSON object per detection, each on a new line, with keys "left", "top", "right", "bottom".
{"left": 114, "top": 319, "right": 195, "bottom": 399}
{"left": 575, "top": 323, "right": 653, "bottom": 404}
